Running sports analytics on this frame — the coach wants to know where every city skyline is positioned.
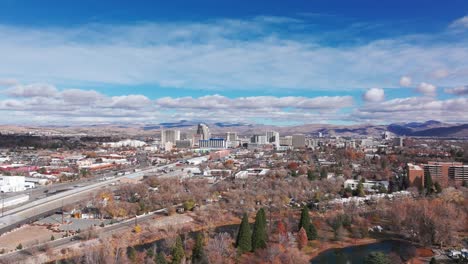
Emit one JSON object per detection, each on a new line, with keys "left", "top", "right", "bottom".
{"left": 0, "top": 1, "right": 467, "bottom": 125}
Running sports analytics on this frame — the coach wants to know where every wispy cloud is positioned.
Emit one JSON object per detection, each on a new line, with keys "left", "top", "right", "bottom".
{"left": 0, "top": 15, "right": 467, "bottom": 91}
{"left": 445, "top": 85, "right": 468, "bottom": 96}
{"left": 449, "top": 15, "right": 468, "bottom": 29}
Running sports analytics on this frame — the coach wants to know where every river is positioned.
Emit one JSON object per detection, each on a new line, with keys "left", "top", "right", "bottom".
{"left": 310, "top": 240, "right": 416, "bottom": 264}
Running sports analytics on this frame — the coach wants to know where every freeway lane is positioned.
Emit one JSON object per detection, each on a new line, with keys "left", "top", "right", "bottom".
{"left": 0, "top": 162, "right": 179, "bottom": 234}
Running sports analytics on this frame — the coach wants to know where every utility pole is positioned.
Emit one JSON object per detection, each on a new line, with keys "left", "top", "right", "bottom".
{"left": 61, "top": 200, "right": 64, "bottom": 224}
{"left": 1, "top": 191, "right": 4, "bottom": 217}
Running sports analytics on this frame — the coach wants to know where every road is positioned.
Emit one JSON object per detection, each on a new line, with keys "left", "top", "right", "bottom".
{"left": 0, "top": 162, "right": 180, "bottom": 234}
{"left": 0, "top": 210, "right": 193, "bottom": 264}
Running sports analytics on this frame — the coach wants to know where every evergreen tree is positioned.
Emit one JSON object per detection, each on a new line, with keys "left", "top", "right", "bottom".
{"left": 429, "top": 257, "right": 437, "bottom": 264}
{"left": 364, "top": 251, "right": 390, "bottom": 264}
{"left": 235, "top": 213, "right": 252, "bottom": 253}
{"left": 155, "top": 252, "right": 168, "bottom": 264}
{"left": 171, "top": 235, "right": 185, "bottom": 264}
{"left": 192, "top": 233, "right": 209, "bottom": 264}
{"left": 434, "top": 182, "right": 442, "bottom": 193}
{"left": 463, "top": 179, "right": 468, "bottom": 187}
{"left": 309, "top": 221, "right": 318, "bottom": 240}
{"left": 387, "top": 180, "right": 395, "bottom": 193}
{"left": 425, "top": 173, "right": 434, "bottom": 194}
{"left": 320, "top": 167, "right": 328, "bottom": 179}
{"left": 402, "top": 174, "right": 409, "bottom": 190}
{"left": 127, "top": 247, "right": 137, "bottom": 263}
{"left": 307, "top": 170, "right": 316, "bottom": 181}
{"left": 298, "top": 206, "right": 317, "bottom": 240}
{"left": 252, "top": 208, "right": 268, "bottom": 251}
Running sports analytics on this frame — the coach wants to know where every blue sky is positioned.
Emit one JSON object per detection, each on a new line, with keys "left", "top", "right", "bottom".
{"left": 0, "top": 1, "right": 467, "bottom": 125}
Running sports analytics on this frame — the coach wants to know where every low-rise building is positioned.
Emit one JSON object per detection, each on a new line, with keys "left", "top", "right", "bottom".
{"left": 344, "top": 179, "right": 389, "bottom": 192}
{"left": 0, "top": 175, "right": 26, "bottom": 192}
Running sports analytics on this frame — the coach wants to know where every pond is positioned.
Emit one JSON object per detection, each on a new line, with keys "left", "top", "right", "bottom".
{"left": 310, "top": 240, "right": 416, "bottom": 264}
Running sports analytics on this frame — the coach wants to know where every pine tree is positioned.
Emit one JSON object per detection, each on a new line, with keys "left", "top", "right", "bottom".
{"left": 298, "top": 206, "right": 310, "bottom": 234}
{"left": 429, "top": 257, "right": 437, "bottom": 264}
{"left": 235, "top": 213, "right": 252, "bottom": 253}
{"left": 364, "top": 251, "right": 390, "bottom": 264}
{"left": 127, "top": 247, "right": 137, "bottom": 263}
{"left": 291, "top": 170, "right": 297, "bottom": 177}
{"left": 309, "top": 221, "right": 318, "bottom": 240}
{"left": 320, "top": 167, "right": 327, "bottom": 179}
{"left": 425, "top": 173, "right": 433, "bottom": 194}
{"left": 402, "top": 174, "right": 409, "bottom": 190}
{"left": 307, "top": 170, "right": 316, "bottom": 181}
{"left": 252, "top": 208, "right": 268, "bottom": 251}
{"left": 171, "top": 235, "right": 185, "bottom": 264}
{"left": 155, "top": 252, "right": 168, "bottom": 264}
{"left": 192, "top": 233, "right": 209, "bottom": 264}
{"left": 434, "top": 182, "right": 442, "bottom": 193}
{"left": 462, "top": 179, "right": 468, "bottom": 188}
{"left": 297, "top": 227, "right": 308, "bottom": 249}
{"left": 298, "top": 206, "right": 317, "bottom": 240}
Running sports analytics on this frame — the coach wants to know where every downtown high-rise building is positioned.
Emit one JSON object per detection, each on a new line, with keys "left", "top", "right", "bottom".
{"left": 161, "top": 129, "right": 180, "bottom": 144}
{"left": 196, "top": 123, "right": 211, "bottom": 140}
{"left": 266, "top": 131, "right": 280, "bottom": 147}
{"left": 225, "top": 132, "right": 238, "bottom": 142}
{"left": 292, "top": 134, "right": 306, "bottom": 148}
{"left": 251, "top": 134, "right": 267, "bottom": 145}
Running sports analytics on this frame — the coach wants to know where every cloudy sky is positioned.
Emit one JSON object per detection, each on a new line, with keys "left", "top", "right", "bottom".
{"left": 0, "top": 0, "right": 467, "bottom": 125}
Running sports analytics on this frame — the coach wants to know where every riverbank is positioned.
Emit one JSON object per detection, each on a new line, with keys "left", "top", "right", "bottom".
{"left": 308, "top": 236, "right": 434, "bottom": 264}
{"left": 307, "top": 237, "right": 379, "bottom": 259}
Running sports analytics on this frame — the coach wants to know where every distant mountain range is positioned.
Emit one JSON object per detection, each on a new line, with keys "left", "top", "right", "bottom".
{"left": 2, "top": 120, "right": 467, "bottom": 138}
{"left": 140, "top": 120, "right": 468, "bottom": 138}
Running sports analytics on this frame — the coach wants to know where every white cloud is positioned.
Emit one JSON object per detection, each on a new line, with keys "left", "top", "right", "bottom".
{"left": 449, "top": 15, "right": 468, "bottom": 29}
{"left": 353, "top": 97, "right": 468, "bottom": 123}
{"left": 60, "top": 89, "right": 103, "bottom": 105}
{"left": 110, "top": 95, "right": 151, "bottom": 109}
{"left": 399, "top": 76, "right": 412, "bottom": 87}
{"left": 155, "top": 95, "right": 353, "bottom": 110}
{"left": 0, "top": 82, "right": 356, "bottom": 124}
{"left": 431, "top": 69, "right": 450, "bottom": 79}
{"left": 445, "top": 85, "right": 468, "bottom": 96}
{"left": 0, "top": 17, "right": 466, "bottom": 91}
{"left": 0, "top": 78, "right": 18, "bottom": 87}
{"left": 416, "top": 82, "right": 437, "bottom": 96}
{"left": 5, "top": 83, "right": 58, "bottom": 97}
{"left": 362, "top": 88, "right": 384, "bottom": 102}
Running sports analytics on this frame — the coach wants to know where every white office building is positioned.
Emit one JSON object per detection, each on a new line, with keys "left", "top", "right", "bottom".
{"left": 0, "top": 176, "right": 26, "bottom": 192}
{"left": 251, "top": 135, "right": 267, "bottom": 145}
{"left": 266, "top": 131, "right": 280, "bottom": 147}
{"left": 226, "top": 132, "right": 238, "bottom": 142}
{"left": 161, "top": 129, "right": 181, "bottom": 144}
{"left": 280, "top": 136, "right": 293, "bottom": 146}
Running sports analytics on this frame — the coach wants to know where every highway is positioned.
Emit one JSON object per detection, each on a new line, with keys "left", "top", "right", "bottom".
{"left": 0, "top": 162, "right": 181, "bottom": 234}
{"left": 0, "top": 210, "right": 193, "bottom": 264}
